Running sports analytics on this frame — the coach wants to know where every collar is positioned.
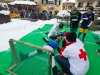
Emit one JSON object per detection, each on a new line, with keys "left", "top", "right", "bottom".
{"left": 66, "top": 41, "right": 76, "bottom": 46}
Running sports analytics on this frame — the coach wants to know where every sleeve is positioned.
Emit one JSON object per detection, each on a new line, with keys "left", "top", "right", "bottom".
{"left": 92, "top": 13, "right": 94, "bottom": 21}
{"left": 60, "top": 47, "right": 70, "bottom": 58}
{"left": 81, "top": 13, "right": 88, "bottom": 20}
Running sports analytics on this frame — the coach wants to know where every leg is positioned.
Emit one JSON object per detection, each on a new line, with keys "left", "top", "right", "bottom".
{"left": 55, "top": 55, "right": 73, "bottom": 75}
{"left": 70, "top": 27, "right": 74, "bottom": 32}
{"left": 52, "top": 53, "right": 63, "bottom": 75}
{"left": 78, "top": 32, "right": 82, "bottom": 38}
{"left": 82, "top": 29, "right": 88, "bottom": 42}
{"left": 74, "top": 28, "right": 78, "bottom": 32}
{"left": 78, "top": 28, "right": 83, "bottom": 38}
{"left": 20, "top": 50, "right": 42, "bottom": 61}
{"left": 82, "top": 33, "right": 86, "bottom": 42}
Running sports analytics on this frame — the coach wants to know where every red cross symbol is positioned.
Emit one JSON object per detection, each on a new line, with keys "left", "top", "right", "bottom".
{"left": 79, "top": 49, "right": 87, "bottom": 61}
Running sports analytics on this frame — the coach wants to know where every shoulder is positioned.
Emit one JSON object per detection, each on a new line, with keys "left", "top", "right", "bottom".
{"left": 83, "top": 12, "right": 87, "bottom": 15}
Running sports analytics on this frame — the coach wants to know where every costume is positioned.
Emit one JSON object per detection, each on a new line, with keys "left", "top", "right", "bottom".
{"left": 56, "top": 32, "right": 89, "bottom": 75}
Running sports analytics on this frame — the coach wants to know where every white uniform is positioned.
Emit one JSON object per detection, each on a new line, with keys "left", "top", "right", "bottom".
{"left": 62, "top": 39, "right": 89, "bottom": 75}
{"left": 48, "top": 23, "right": 60, "bottom": 37}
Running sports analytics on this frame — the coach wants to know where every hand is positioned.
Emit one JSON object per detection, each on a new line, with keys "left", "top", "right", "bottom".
{"left": 87, "top": 25, "right": 91, "bottom": 27}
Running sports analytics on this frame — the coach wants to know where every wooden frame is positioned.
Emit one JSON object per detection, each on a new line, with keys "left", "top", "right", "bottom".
{"left": 7, "top": 39, "right": 52, "bottom": 75}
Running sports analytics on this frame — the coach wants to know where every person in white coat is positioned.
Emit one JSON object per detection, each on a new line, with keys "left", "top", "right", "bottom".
{"left": 47, "top": 23, "right": 64, "bottom": 39}
{"left": 55, "top": 32, "right": 89, "bottom": 75}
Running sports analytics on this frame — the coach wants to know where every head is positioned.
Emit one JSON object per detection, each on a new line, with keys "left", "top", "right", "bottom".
{"left": 65, "top": 32, "right": 77, "bottom": 43}
{"left": 87, "top": 6, "right": 94, "bottom": 14}
{"left": 71, "top": 7, "right": 77, "bottom": 14}
{"left": 59, "top": 23, "right": 64, "bottom": 29}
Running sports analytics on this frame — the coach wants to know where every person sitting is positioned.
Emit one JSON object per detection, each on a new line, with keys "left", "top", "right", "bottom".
{"left": 55, "top": 32, "right": 89, "bottom": 75}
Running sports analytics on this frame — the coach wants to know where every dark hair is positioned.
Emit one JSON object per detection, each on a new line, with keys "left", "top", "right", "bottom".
{"left": 59, "top": 23, "right": 64, "bottom": 29}
{"left": 88, "top": 6, "right": 94, "bottom": 11}
{"left": 66, "top": 32, "right": 77, "bottom": 42}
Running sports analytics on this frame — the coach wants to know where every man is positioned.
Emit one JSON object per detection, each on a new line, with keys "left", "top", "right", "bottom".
{"left": 55, "top": 32, "right": 89, "bottom": 75}
{"left": 69, "top": 7, "right": 81, "bottom": 32}
{"left": 19, "top": 37, "right": 62, "bottom": 75}
{"left": 78, "top": 6, "right": 95, "bottom": 42}
{"left": 47, "top": 23, "right": 64, "bottom": 39}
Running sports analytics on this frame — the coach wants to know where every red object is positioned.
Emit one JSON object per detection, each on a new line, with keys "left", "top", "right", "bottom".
{"left": 60, "top": 32, "right": 76, "bottom": 58}
{"left": 79, "top": 49, "right": 87, "bottom": 61}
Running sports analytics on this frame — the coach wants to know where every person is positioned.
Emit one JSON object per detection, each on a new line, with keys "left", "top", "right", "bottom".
{"left": 19, "top": 37, "right": 62, "bottom": 75}
{"left": 47, "top": 23, "right": 64, "bottom": 39}
{"left": 78, "top": 6, "right": 95, "bottom": 42}
{"left": 69, "top": 7, "right": 81, "bottom": 32}
{"left": 55, "top": 32, "right": 89, "bottom": 75}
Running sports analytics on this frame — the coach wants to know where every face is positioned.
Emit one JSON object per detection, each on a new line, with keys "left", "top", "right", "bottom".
{"left": 71, "top": 8, "right": 77, "bottom": 14}
{"left": 87, "top": 9, "right": 92, "bottom": 14}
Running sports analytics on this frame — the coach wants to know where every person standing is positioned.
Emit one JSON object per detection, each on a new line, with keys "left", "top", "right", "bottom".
{"left": 70, "top": 7, "right": 82, "bottom": 32}
{"left": 78, "top": 6, "right": 95, "bottom": 42}
{"left": 55, "top": 32, "right": 89, "bottom": 75}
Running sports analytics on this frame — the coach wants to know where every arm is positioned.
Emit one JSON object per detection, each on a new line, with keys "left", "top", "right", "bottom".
{"left": 88, "top": 21, "right": 93, "bottom": 27}
{"left": 88, "top": 14, "right": 94, "bottom": 27}
{"left": 43, "top": 38, "right": 49, "bottom": 43}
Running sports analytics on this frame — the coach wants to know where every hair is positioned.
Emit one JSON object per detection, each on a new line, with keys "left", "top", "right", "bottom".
{"left": 88, "top": 6, "right": 94, "bottom": 11}
{"left": 72, "top": 7, "right": 77, "bottom": 11}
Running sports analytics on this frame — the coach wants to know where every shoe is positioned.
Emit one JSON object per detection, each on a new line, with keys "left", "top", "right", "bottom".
{"left": 53, "top": 66, "right": 63, "bottom": 75}
{"left": 45, "top": 32, "right": 49, "bottom": 35}
{"left": 96, "top": 42, "right": 100, "bottom": 45}
{"left": 96, "top": 50, "right": 100, "bottom": 53}
{"left": 19, "top": 51, "right": 28, "bottom": 61}
{"left": 98, "top": 53, "right": 100, "bottom": 56}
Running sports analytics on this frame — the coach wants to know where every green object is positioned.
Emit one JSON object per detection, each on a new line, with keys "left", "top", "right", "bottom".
{"left": 0, "top": 24, "right": 100, "bottom": 75}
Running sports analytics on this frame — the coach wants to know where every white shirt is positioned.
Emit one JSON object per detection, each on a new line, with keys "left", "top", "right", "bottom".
{"left": 48, "top": 23, "right": 60, "bottom": 37}
{"left": 62, "top": 39, "right": 89, "bottom": 75}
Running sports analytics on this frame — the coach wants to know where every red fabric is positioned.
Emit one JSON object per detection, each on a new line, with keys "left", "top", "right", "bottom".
{"left": 79, "top": 49, "right": 87, "bottom": 61}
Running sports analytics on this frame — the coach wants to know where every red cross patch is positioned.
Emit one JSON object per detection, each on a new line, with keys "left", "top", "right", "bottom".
{"left": 79, "top": 49, "right": 87, "bottom": 61}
